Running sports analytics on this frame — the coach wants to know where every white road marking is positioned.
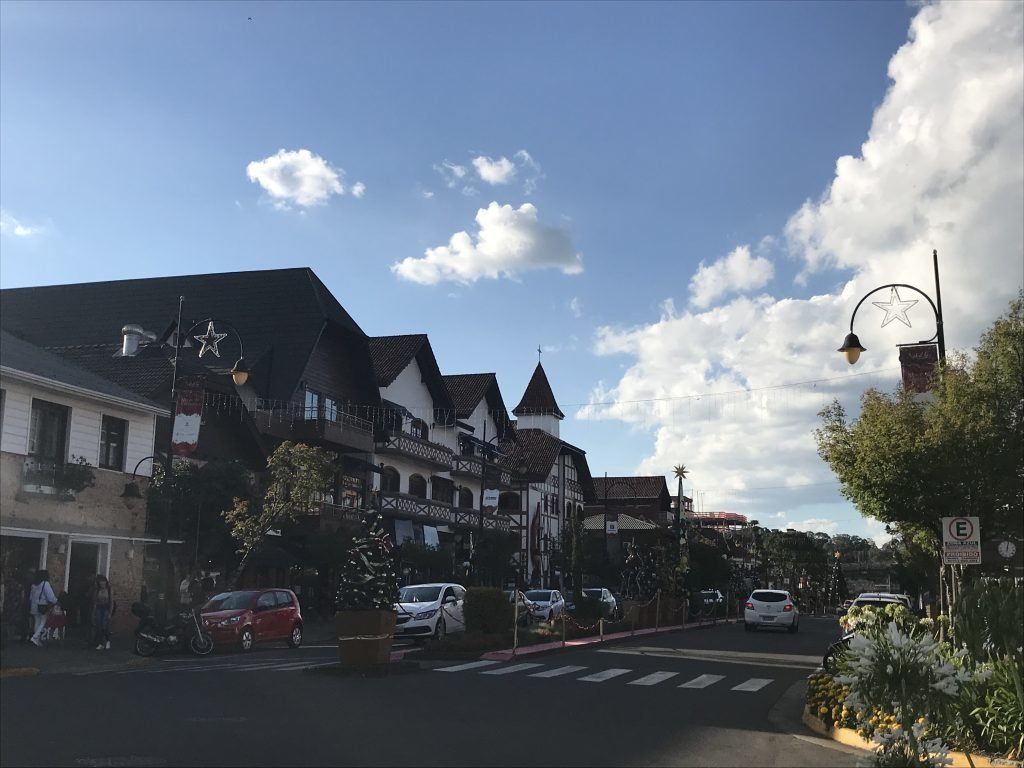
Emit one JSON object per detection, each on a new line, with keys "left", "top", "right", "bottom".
{"left": 577, "top": 668, "right": 632, "bottom": 682}
{"left": 628, "top": 671, "right": 679, "bottom": 686}
{"left": 481, "top": 663, "right": 544, "bottom": 675}
{"left": 529, "top": 665, "right": 588, "bottom": 678}
{"left": 258, "top": 660, "right": 334, "bottom": 672}
{"left": 679, "top": 674, "right": 725, "bottom": 689}
{"left": 732, "top": 677, "right": 773, "bottom": 692}
{"left": 434, "top": 660, "right": 501, "bottom": 673}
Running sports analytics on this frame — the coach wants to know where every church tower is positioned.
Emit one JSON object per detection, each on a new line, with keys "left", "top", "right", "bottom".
{"left": 512, "top": 362, "right": 565, "bottom": 438}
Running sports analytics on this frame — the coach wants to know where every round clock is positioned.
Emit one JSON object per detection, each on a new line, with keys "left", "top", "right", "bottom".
{"left": 998, "top": 541, "right": 1017, "bottom": 559}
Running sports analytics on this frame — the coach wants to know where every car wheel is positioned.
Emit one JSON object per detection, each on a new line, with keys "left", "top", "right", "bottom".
{"left": 288, "top": 623, "right": 303, "bottom": 648}
{"left": 788, "top": 620, "right": 798, "bottom": 634}
{"left": 239, "top": 627, "right": 255, "bottom": 652}
{"left": 433, "top": 617, "right": 446, "bottom": 642}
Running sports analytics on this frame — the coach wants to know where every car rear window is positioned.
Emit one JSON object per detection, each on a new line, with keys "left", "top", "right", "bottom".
{"left": 275, "top": 591, "right": 294, "bottom": 607}
{"left": 750, "top": 591, "right": 787, "bottom": 602}
{"left": 853, "top": 599, "right": 898, "bottom": 610}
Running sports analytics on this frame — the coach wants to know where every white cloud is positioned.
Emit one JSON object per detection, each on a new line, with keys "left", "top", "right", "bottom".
{"left": 783, "top": 518, "right": 840, "bottom": 535}
{"left": 582, "top": 0, "right": 1023, "bottom": 536}
{"left": 472, "top": 155, "right": 516, "bottom": 185}
{"left": 0, "top": 210, "right": 43, "bottom": 237}
{"left": 688, "top": 245, "right": 775, "bottom": 308}
{"left": 246, "top": 149, "right": 347, "bottom": 208}
{"left": 461, "top": 185, "right": 479, "bottom": 197}
{"left": 351, "top": 181, "right": 366, "bottom": 199}
{"left": 392, "top": 202, "right": 583, "bottom": 285}
{"left": 421, "top": 190, "right": 435, "bottom": 199}
{"left": 569, "top": 297, "right": 583, "bottom": 318}
{"left": 434, "top": 160, "right": 468, "bottom": 189}
{"left": 515, "top": 149, "right": 545, "bottom": 195}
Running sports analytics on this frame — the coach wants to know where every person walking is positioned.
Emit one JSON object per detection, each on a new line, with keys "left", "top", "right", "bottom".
{"left": 90, "top": 574, "right": 114, "bottom": 650}
{"left": 28, "top": 569, "right": 56, "bottom": 647}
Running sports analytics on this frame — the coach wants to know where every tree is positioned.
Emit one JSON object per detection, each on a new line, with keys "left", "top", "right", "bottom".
{"left": 222, "top": 441, "right": 335, "bottom": 582}
{"left": 334, "top": 509, "right": 399, "bottom": 611}
{"left": 815, "top": 293, "right": 1024, "bottom": 551}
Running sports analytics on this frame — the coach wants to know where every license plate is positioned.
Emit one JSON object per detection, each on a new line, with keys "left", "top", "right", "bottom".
{"left": 760, "top": 615, "right": 775, "bottom": 621}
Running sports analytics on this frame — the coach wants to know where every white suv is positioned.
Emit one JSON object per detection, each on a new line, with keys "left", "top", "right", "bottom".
{"left": 744, "top": 589, "right": 799, "bottom": 633}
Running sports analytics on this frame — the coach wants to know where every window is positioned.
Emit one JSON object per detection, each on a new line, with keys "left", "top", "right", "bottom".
{"left": 275, "top": 591, "right": 294, "bottom": 607}
{"left": 99, "top": 415, "right": 128, "bottom": 470}
{"left": 323, "top": 396, "right": 337, "bottom": 423}
{"left": 29, "top": 399, "right": 69, "bottom": 463}
{"left": 256, "top": 592, "right": 277, "bottom": 611}
{"left": 442, "top": 586, "right": 455, "bottom": 602}
{"left": 458, "top": 487, "right": 473, "bottom": 509}
{"left": 381, "top": 466, "right": 400, "bottom": 493}
{"left": 304, "top": 388, "right": 320, "bottom": 419}
{"left": 409, "top": 418, "right": 428, "bottom": 440}
{"left": 408, "top": 474, "right": 427, "bottom": 499}
{"left": 453, "top": 586, "right": 465, "bottom": 600}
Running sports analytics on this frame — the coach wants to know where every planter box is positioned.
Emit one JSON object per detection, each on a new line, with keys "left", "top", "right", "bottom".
{"left": 336, "top": 610, "right": 396, "bottom": 669}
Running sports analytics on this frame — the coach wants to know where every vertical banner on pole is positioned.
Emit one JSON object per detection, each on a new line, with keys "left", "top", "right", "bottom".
{"left": 171, "top": 375, "right": 206, "bottom": 456}
{"left": 899, "top": 343, "right": 939, "bottom": 394}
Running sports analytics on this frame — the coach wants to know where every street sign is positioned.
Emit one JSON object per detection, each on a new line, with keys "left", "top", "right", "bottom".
{"left": 482, "top": 489, "right": 500, "bottom": 508}
{"left": 606, "top": 520, "right": 619, "bottom": 535}
{"left": 942, "top": 516, "right": 982, "bottom": 565}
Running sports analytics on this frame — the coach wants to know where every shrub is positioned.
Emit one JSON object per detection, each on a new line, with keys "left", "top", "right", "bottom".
{"left": 971, "top": 656, "right": 1024, "bottom": 760}
{"left": 953, "top": 578, "right": 1024, "bottom": 662}
{"left": 574, "top": 596, "right": 606, "bottom": 626}
{"left": 463, "top": 587, "right": 512, "bottom": 635}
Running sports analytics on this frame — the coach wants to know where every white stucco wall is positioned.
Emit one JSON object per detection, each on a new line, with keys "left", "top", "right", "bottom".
{"left": 516, "top": 412, "right": 560, "bottom": 439}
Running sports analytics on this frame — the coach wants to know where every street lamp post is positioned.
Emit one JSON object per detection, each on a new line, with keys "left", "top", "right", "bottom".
{"left": 120, "top": 296, "right": 248, "bottom": 615}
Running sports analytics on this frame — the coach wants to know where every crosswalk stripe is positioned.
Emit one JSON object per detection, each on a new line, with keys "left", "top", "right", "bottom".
{"left": 732, "top": 678, "right": 773, "bottom": 692}
{"left": 118, "top": 662, "right": 237, "bottom": 675}
{"left": 679, "top": 674, "right": 725, "bottom": 689}
{"left": 481, "top": 663, "right": 543, "bottom": 675}
{"left": 578, "top": 668, "right": 632, "bottom": 682}
{"left": 435, "top": 660, "right": 501, "bottom": 673}
{"left": 229, "top": 661, "right": 301, "bottom": 672}
{"left": 529, "top": 665, "right": 587, "bottom": 678}
{"left": 269, "top": 661, "right": 336, "bottom": 672}
{"left": 629, "top": 671, "right": 679, "bottom": 686}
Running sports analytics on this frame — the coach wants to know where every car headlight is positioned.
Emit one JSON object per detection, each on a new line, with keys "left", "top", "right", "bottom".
{"left": 414, "top": 609, "right": 438, "bottom": 620}
{"left": 220, "top": 616, "right": 241, "bottom": 626}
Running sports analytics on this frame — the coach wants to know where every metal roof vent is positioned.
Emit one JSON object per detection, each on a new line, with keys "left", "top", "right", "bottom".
{"left": 121, "top": 324, "right": 145, "bottom": 357}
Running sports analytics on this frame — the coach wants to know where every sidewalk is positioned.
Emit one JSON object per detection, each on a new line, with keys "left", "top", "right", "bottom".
{"left": 0, "top": 627, "right": 150, "bottom": 677}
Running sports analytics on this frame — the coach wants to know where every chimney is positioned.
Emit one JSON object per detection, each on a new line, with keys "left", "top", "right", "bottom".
{"left": 121, "top": 324, "right": 144, "bottom": 357}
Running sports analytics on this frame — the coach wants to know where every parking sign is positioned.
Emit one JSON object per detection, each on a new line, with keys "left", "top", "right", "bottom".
{"left": 941, "top": 516, "right": 982, "bottom": 565}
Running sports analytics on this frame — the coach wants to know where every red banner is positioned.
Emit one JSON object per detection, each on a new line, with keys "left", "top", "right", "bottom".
{"left": 899, "top": 343, "right": 939, "bottom": 394}
{"left": 171, "top": 375, "right": 206, "bottom": 456}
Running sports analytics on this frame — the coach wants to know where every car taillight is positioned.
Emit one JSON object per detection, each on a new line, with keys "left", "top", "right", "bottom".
{"left": 783, "top": 604, "right": 793, "bottom": 612}
{"left": 745, "top": 602, "right": 754, "bottom": 610}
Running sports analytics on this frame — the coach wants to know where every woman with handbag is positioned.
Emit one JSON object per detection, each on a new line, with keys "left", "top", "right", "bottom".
{"left": 29, "top": 569, "right": 57, "bottom": 647}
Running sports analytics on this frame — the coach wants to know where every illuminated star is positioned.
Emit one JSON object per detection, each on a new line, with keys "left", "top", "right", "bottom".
{"left": 872, "top": 287, "right": 918, "bottom": 328}
{"left": 193, "top": 321, "right": 228, "bottom": 358}
{"left": 673, "top": 464, "right": 688, "bottom": 479}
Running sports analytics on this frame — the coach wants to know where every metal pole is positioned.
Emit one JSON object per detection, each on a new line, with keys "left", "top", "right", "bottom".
{"left": 932, "top": 250, "right": 946, "bottom": 363}
{"left": 160, "top": 295, "right": 185, "bottom": 618}
{"left": 655, "top": 589, "right": 661, "bottom": 631}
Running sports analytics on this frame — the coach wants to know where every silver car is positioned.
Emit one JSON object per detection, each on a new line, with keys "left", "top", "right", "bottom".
{"left": 525, "top": 589, "right": 565, "bottom": 621}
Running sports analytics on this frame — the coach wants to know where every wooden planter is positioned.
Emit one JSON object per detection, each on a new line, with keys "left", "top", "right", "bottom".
{"left": 335, "top": 610, "right": 396, "bottom": 669}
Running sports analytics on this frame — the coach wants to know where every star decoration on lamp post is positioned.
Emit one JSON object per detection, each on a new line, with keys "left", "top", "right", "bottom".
{"left": 193, "top": 321, "right": 229, "bottom": 358}
{"left": 872, "top": 287, "right": 919, "bottom": 328}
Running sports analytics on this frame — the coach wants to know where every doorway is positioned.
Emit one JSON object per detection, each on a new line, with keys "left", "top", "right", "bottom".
{"left": 0, "top": 534, "right": 45, "bottom": 635}
{"left": 65, "top": 540, "right": 109, "bottom": 626}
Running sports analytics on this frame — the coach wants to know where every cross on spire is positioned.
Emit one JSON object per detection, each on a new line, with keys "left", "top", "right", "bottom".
{"left": 537, "top": 344, "right": 542, "bottom": 362}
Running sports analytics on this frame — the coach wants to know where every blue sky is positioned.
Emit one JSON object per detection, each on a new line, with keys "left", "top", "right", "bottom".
{"left": 3, "top": 1, "right": 1022, "bottom": 543}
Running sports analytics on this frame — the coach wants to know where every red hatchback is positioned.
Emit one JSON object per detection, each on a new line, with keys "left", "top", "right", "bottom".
{"left": 201, "top": 589, "right": 303, "bottom": 651}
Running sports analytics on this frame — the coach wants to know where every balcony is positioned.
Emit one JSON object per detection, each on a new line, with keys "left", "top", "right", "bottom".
{"left": 450, "top": 454, "right": 514, "bottom": 488}
{"left": 379, "top": 493, "right": 510, "bottom": 533}
{"left": 376, "top": 432, "right": 453, "bottom": 470}
{"left": 18, "top": 457, "right": 94, "bottom": 500}
{"left": 252, "top": 403, "right": 375, "bottom": 453}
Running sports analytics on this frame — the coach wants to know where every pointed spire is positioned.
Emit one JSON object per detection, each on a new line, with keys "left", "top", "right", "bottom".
{"left": 512, "top": 362, "right": 565, "bottom": 419}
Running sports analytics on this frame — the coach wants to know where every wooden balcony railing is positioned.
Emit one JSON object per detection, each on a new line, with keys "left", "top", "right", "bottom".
{"left": 379, "top": 493, "right": 510, "bottom": 533}
{"left": 376, "top": 432, "right": 454, "bottom": 469}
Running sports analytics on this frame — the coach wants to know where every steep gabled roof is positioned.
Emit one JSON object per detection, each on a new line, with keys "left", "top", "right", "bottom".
{"left": 442, "top": 372, "right": 513, "bottom": 438}
{"left": 0, "top": 267, "right": 369, "bottom": 403}
{"left": 512, "top": 362, "right": 565, "bottom": 419}
{"left": 0, "top": 331, "right": 167, "bottom": 413}
{"left": 509, "top": 428, "right": 595, "bottom": 501}
{"left": 368, "top": 334, "right": 454, "bottom": 420}
{"left": 593, "top": 476, "right": 671, "bottom": 502}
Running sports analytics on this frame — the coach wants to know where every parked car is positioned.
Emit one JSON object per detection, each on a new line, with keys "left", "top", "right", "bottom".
{"left": 395, "top": 583, "right": 466, "bottom": 641}
{"left": 201, "top": 589, "right": 304, "bottom": 651}
{"left": 699, "top": 589, "right": 725, "bottom": 606}
{"left": 744, "top": 589, "right": 799, "bottom": 633}
{"left": 856, "top": 592, "right": 914, "bottom": 611}
{"left": 525, "top": 589, "right": 565, "bottom": 621}
{"left": 504, "top": 589, "right": 537, "bottom": 626}
{"left": 840, "top": 594, "right": 904, "bottom": 632}
{"left": 581, "top": 587, "right": 618, "bottom": 619}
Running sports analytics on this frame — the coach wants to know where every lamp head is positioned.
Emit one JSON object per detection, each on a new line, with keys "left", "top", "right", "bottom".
{"left": 121, "top": 481, "right": 143, "bottom": 510}
{"left": 230, "top": 357, "right": 250, "bottom": 386}
{"left": 838, "top": 333, "right": 866, "bottom": 365}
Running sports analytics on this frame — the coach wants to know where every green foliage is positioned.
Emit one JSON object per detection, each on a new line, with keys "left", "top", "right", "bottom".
{"left": 222, "top": 441, "right": 334, "bottom": 570}
{"left": 971, "top": 656, "right": 1024, "bottom": 760}
{"left": 575, "top": 596, "right": 608, "bottom": 624}
{"left": 952, "top": 578, "right": 1024, "bottom": 661}
{"left": 25, "top": 455, "right": 96, "bottom": 494}
{"left": 843, "top": 602, "right": 922, "bottom": 639}
{"left": 334, "top": 509, "right": 399, "bottom": 611}
{"left": 462, "top": 587, "right": 512, "bottom": 635}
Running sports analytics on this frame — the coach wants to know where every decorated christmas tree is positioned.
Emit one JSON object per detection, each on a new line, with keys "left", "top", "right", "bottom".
{"left": 334, "top": 509, "right": 399, "bottom": 611}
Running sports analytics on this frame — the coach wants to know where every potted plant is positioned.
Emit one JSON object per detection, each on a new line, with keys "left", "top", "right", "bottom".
{"left": 334, "top": 509, "right": 399, "bottom": 670}
{"left": 21, "top": 455, "right": 95, "bottom": 499}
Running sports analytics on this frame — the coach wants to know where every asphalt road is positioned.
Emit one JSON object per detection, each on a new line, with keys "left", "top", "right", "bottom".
{"left": 0, "top": 616, "right": 863, "bottom": 767}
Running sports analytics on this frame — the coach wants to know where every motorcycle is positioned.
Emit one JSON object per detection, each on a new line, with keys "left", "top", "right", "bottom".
{"left": 131, "top": 601, "right": 214, "bottom": 657}
{"left": 822, "top": 631, "right": 855, "bottom": 672}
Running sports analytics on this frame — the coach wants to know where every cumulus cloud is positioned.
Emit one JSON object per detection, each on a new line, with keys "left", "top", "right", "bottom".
{"left": 783, "top": 518, "right": 840, "bottom": 535}
{"left": 246, "top": 149, "right": 347, "bottom": 209}
{"left": 583, "top": 0, "right": 1023, "bottom": 533}
{"left": 351, "top": 181, "right": 366, "bottom": 199}
{"left": 569, "top": 297, "right": 583, "bottom": 318}
{"left": 0, "top": 210, "right": 43, "bottom": 237}
{"left": 688, "top": 245, "right": 774, "bottom": 308}
{"left": 391, "top": 202, "right": 583, "bottom": 285}
{"left": 472, "top": 155, "right": 516, "bottom": 185}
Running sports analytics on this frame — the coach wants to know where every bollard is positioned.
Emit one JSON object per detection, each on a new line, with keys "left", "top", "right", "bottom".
{"left": 599, "top": 616, "right": 604, "bottom": 642}
{"left": 561, "top": 612, "right": 566, "bottom": 648}
{"left": 512, "top": 593, "right": 519, "bottom": 655}
{"left": 631, "top": 606, "right": 636, "bottom": 636}
{"left": 655, "top": 590, "right": 661, "bottom": 631}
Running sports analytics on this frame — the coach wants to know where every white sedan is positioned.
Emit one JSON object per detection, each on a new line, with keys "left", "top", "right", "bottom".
{"left": 744, "top": 589, "right": 799, "bottom": 633}
{"left": 525, "top": 589, "right": 565, "bottom": 621}
{"left": 394, "top": 583, "right": 466, "bottom": 642}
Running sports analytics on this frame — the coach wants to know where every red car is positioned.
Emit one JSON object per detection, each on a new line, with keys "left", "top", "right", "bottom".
{"left": 201, "top": 589, "right": 303, "bottom": 651}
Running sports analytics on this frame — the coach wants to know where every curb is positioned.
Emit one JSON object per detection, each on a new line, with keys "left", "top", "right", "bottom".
{"left": 801, "top": 707, "right": 1021, "bottom": 768}
{"left": 0, "top": 667, "right": 40, "bottom": 678}
{"left": 481, "top": 618, "right": 739, "bottom": 661}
